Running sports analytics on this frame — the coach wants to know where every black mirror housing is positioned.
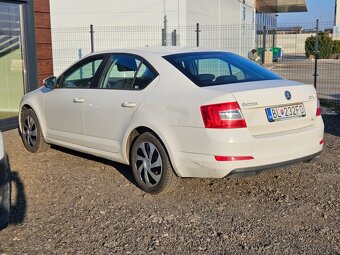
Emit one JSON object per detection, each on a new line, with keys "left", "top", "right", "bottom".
{"left": 43, "top": 76, "right": 57, "bottom": 89}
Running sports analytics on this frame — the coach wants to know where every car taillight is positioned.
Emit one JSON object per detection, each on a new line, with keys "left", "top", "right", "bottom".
{"left": 316, "top": 99, "right": 321, "bottom": 116}
{"left": 200, "top": 102, "right": 247, "bottom": 128}
{"left": 316, "top": 108, "right": 321, "bottom": 116}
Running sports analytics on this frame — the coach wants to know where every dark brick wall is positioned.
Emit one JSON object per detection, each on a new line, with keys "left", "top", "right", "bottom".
{"left": 34, "top": 0, "right": 53, "bottom": 85}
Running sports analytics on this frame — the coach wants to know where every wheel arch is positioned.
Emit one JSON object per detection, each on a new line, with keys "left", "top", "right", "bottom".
{"left": 19, "top": 103, "right": 47, "bottom": 139}
{"left": 123, "top": 125, "right": 181, "bottom": 177}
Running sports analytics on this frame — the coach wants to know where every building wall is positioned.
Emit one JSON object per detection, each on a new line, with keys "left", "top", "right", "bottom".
{"left": 187, "top": 0, "right": 254, "bottom": 25}
{"left": 50, "top": 0, "right": 256, "bottom": 75}
{"left": 50, "top": 0, "right": 186, "bottom": 27}
{"left": 256, "top": 12, "right": 277, "bottom": 29}
{"left": 276, "top": 33, "right": 314, "bottom": 54}
{"left": 34, "top": 0, "right": 53, "bottom": 84}
{"left": 333, "top": 0, "right": 340, "bottom": 38}
{"left": 50, "top": 0, "right": 254, "bottom": 28}
{"left": 337, "top": 0, "right": 340, "bottom": 26}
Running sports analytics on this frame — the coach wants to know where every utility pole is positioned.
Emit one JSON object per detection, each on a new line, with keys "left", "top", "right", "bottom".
{"left": 162, "top": 15, "right": 168, "bottom": 46}
{"left": 162, "top": 0, "right": 167, "bottom": 46}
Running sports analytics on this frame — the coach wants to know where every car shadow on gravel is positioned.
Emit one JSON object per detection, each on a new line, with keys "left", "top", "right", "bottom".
{"left": 323, "top": 114, "right": 340, "bottom": 137}
{"left": 9, "top": 171, "right": 27, "bottom": 225}
{"left": 1, "top": 156, "right": 27, "bottom": 227}
{"left": 50, "top": 145, "right": 138, "bottom": 187}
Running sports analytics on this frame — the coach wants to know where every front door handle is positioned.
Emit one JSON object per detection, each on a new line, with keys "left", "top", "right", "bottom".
{"left": 121, "top": 102, "right": 137, "bottom": 108}
{"left": 73, "top": 98, "right": 85, "bottom": 103}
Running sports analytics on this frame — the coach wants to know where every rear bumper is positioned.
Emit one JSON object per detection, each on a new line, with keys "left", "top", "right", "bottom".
{"left": 166, "top": 118, "right": 324, "bottom": 178}
{"left": 226, "top": 151, "right": 321, "bottom": 178}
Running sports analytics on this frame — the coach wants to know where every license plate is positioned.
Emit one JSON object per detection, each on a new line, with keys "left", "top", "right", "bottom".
{"left": 265, "top": 104, "right": 306, "bottom": 122}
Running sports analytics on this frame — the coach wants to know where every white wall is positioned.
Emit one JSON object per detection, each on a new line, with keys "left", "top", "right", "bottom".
{"left": 186, "top": 0, "right": 254, "bottom": 25}
{"left": 50, "top": 0, "right": 256, "bottom": 75}
{"left": 276, "top": 33, "right": 314, "bottom": 54}
{"left": 50, "top": 0, "right": 186, "bottom": 28}
{"left": 185, "top": 0, "right": 255, "bottom": 56}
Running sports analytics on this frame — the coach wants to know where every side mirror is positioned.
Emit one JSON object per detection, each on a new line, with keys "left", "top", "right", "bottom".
{"left": 43, "top": 76, "right": 57, "bottom": 89}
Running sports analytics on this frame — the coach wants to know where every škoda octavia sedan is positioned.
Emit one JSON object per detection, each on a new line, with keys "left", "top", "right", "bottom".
{"left": 19, "top": 48, "right": 324, "bottom": 194}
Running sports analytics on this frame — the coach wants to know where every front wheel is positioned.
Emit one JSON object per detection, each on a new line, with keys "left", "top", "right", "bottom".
{"left": 20, "top": 109, "right": 49, "bottom": 153}
{"left": 130, "top": 132, "right": 179, "bottom": 194}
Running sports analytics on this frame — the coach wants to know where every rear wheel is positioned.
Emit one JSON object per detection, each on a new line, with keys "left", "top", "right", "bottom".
{"left": 21, "top": 109, "right": 49, "bottom": 153}
{"left": 130, "top": 132, "right": 179, "bottom": 194}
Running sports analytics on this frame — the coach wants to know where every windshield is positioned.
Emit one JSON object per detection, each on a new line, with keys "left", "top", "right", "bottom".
{"left": 163, "top": 51, "right": 282, "bottom": 87}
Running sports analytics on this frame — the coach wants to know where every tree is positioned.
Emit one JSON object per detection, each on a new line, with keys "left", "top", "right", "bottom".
{"left": 305, "top": 32, "right": 334, "bottom": 59}
{"left": 333, "top": 40, "right": 340, "bottom": 54}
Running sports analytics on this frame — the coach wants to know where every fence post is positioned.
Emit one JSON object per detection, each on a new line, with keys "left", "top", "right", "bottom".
{"left": 90, "top": 24, "right": 94, "bottom": 53}
{"left": 78, "top": 49, "right": 83, "bottom": 79}
{"left": 272, "top": 28, "right": 276, "bottom": 48}
{"left": 313, "top": 19, "right": 319, "bottom": 89}
{"left": 262, "top": 26, "right": 267, "bottom": 64}
{"left": 78, "top": 48, "right": 82, "bottom": 59}
{"left": 172, "top": 29, "right": 177, "bottom": 46}
{"left": 195, "top": 23, "right": 201, "bottom": 47}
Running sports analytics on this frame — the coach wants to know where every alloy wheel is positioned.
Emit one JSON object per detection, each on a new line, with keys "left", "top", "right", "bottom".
{"left": 135, "top": 142, "right": 163, "bottom": 187}
{"left": 23, "top": 116, "right": 37, "bottom": 148}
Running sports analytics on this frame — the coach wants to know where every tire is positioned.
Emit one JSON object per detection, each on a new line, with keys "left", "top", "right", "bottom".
{"left": 0, "top": 158, "right": 10, "bottom": 230}
{"left": 21, "top": 109, "right": 49, "bottom": 153}
{"left": 130, "top": 132, "right": 179, "bottom": 194}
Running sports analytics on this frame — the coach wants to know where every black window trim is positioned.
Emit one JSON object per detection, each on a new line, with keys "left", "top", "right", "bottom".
{"left": 56, "top": 53, "right": 109, "bottom": 89}
{"left": 94, "top": 53, "right": 159, "bottom": 91}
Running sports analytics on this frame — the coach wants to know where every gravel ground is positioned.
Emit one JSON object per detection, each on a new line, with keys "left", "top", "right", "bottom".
{"left": 0, "top": 114, "right": 339, "bottom": 255}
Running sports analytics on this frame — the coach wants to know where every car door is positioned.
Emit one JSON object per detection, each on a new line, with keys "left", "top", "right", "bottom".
{"left": 44, "top": 55, "right": 106, "bottom": 145}
{"left": 82, "top": 54, "right": 159, "bottom": 154}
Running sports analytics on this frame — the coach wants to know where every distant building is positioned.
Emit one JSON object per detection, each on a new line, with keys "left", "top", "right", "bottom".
{"left": 0, "top": 0, "right": 53, "bottom": 130}
{"left": 335, "top": 0, "right": 340, "bottom": 38}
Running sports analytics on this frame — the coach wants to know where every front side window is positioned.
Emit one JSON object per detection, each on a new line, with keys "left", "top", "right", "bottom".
{"left": 59, "top": 57, "right": 104, "bottom": 88}
{"left": 163, "top": 52, "right": 282, "bottom": 87}
{"left": 100, "top": 55, "right": 157, "bottom": 90}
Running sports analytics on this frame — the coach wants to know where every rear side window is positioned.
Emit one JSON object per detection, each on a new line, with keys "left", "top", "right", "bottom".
{"left": 163, "top": 52, "right": 282, "bottom": 87}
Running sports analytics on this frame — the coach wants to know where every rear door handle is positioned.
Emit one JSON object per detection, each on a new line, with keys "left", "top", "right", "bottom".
{"left": 121, "top": 102, "right": 137, "bottom": 108}
{"left": 73, "top": 98, "right": 85, "bottom": 103}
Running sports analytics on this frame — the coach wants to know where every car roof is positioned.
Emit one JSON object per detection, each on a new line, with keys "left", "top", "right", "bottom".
{"left": 87, "top": 47, "right": 226, "bottom": 58}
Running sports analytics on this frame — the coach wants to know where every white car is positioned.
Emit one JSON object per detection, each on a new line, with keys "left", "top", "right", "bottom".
{"left": 19, "top": 48, "right": 324, "bottom": 194}
{"left": 0, "top": 131, "right": 10, "bottom": 229}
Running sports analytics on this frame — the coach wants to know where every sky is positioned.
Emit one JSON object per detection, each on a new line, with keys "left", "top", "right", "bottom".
{"left": 277, "top": 0, "right": 336, "bottom": 25}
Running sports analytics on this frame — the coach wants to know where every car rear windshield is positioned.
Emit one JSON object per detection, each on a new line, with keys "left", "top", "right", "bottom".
{"left": 163, "top": 52, "right": 282, "bottom": 87}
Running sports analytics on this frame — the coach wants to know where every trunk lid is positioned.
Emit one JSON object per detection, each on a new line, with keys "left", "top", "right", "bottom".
{"left": 202, "top": 80, "right": 318, "bottom": 135}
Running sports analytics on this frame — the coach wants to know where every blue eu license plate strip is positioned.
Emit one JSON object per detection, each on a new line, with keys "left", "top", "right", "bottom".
{"left": 266, "top": 108, "right": 274, "bottom": 122}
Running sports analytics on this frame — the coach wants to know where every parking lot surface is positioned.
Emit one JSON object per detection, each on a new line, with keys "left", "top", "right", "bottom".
{"left": 0, "top": 114, "right": 339, "bottom": 255}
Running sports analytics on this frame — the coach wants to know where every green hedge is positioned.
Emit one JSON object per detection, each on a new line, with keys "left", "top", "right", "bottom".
{"left": 333, "top": 40, "right": 340, "bottom": 54}
{"left": 305, "top": 32, "right": 334, "bottom": 59}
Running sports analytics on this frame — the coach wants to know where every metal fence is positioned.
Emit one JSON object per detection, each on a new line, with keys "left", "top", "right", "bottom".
{"left": 52, "top": 21, "right": 339, "bottom": 103}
